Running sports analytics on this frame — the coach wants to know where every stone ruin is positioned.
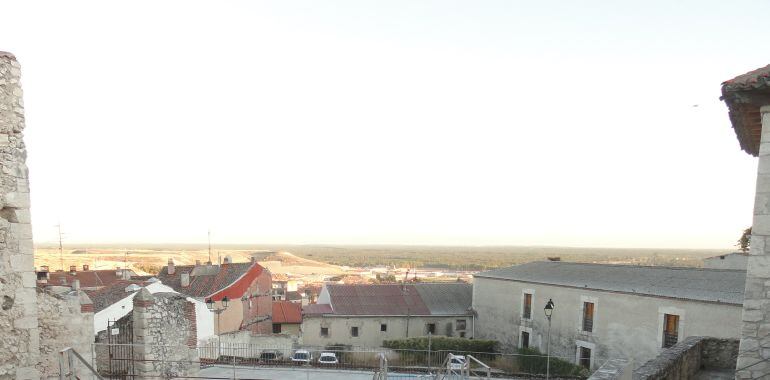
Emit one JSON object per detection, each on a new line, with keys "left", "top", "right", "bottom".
{"left": 0, "top": 52, "right": 96, "bottom": 379}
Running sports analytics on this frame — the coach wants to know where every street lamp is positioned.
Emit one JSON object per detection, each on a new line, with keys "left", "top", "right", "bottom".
{"left": 206, "top": 297, "right": 230, "bottom": 331}
{"left": 206, "top": 297, "right": 229, "bottom": 360}
{"left": 544, "top": 299, "right": 555, "bottom": 380}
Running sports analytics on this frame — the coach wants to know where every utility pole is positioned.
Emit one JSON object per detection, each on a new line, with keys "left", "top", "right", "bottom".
{"left": 56, "top": 224, "right": 64, "bottom": 271}
{"left": 207, "top": 229, "right": 212, "bottom": 264}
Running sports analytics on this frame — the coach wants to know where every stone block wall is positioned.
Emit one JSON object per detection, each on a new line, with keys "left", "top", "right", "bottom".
{"left": 37, "top": 288, "right": 95, "bottom": 379}
{"left": 738, "top": 105, "right": 770, "bottom": 379}
{"left": 630, "top": 337, "right": 738, "bottom": 380}
{"left": 0, "top": 51, "right": 39, "bottom": 380}
{"left": 132, "top": 289, "right": 199, "bottom": 379}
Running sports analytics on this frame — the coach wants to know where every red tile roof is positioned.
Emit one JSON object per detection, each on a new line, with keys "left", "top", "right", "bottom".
{"left": 46, "top": 269, "right": 133, "bottom": 289}
{"left": 156, "top": 262, "right": 266, "bottom": 300}
{"left": 302, "top": 303, "right": 333, "bottom": 315}
{"left": 721, "top": 64, "right": 770, "bottom": 156}
{"left": 272, "top": 301, "right": 302, "bottom": 324}
{"left": 307, "top": 283, "right": 473, "bottom": 316}
{"left": 324, "top": 284, "right": 431, "bottom": 316}
{"left": 723, "top": 64, "right": 770, "bottom": 91}
{"left": 83, "top": 279, "right": 152, "bottom": 313}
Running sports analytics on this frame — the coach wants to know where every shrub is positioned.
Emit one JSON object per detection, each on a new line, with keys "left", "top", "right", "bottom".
{"left": 515, "top": 347, "right": 588, "bottom": 377}
{"left": 382, "top": 336, "right": 497, "bottom": 353}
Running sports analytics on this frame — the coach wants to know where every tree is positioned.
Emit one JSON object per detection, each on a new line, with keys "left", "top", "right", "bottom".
{"left": 737, "top": 227, "right": 752, "bottom": 253}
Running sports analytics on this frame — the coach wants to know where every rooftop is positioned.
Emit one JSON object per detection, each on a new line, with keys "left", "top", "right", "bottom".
{"left": 305, "top": 283, "right": 473, "bottom": 316}
{"left": 156, "top": 261, "right": 264, "bottom": 298}
{"left": 272, "top": 301, "right": 302, "bottom": 324}
{"left": 84, "top": 279, "right": 154, "bottom": 312}
{"left": 475, "top": 261, "right": 746, "bottom": 305}
{"left": 721, "top": 63, "right": 770, "bottom": 156}
{"left": 45, "top": 269, "right": 136, "bottom": 289}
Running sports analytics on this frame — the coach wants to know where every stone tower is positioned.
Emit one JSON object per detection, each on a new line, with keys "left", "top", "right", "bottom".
{"left": 0, "top": 51, "right": 40, "bottom": 379}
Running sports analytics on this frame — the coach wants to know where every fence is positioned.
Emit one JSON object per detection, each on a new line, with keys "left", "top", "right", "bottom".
{"left": 92, "top": 341, "right": 586, "bottom": 379}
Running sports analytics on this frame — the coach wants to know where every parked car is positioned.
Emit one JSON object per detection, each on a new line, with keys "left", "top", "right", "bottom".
{"left": 292, "top": 350, "right": 312, "bottom": 365}
{"left": 448, "top": 355, "right": 466, "bottom": 371}
{"left": 318, "top": 352, "right": 339, "bottom": 365}
{"left": 259, "top": 350, "right": 282, "bottom": 364}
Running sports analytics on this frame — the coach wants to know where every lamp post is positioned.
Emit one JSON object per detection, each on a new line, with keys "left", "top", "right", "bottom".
{"left": 544, "top": 299, "right": 554, "bottom": 380}
{"left": 206, "top": 296, "right": 229, "bottom": 360}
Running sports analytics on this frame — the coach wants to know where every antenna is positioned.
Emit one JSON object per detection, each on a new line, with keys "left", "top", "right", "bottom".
{"left": 56, "top": 223, "right": 64, "bottom": 271}
{"left": 208, "top": 229, "right": 212, "bottom": 264}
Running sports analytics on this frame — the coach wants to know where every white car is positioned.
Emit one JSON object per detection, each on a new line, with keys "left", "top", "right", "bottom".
{"left": 291, "top": 350, "right": 312, "bottom": 364}
{"left": 318, "top": 352, "right": 339, "bottom": 365}
{"left": 448, "top": 355, "right": 466, "bottom": 371}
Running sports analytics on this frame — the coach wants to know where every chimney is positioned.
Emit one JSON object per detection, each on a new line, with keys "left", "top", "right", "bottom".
{"left": 122, "top": 268, "right": 131, "bottom": 280}
{"left": 181, "top": 272, "right": 190, "bottom": 287}
{"left": 72, "top": 279, "right": 80, "bottom": 291}
{"left": 69, "top": 265, "right": 76, "bottom": 275}
{"left": 40, "top": 265, "right": 49, "bottom": 272}
{"left": 195, "top": 260, "right": 201, "bottom": 266}
{"left": 82, "top": 264, "right": 89, "bottom": 271}
{"left": 250, "top": 256, "right": 256, "bottom": 264}
{"left": 167, "top": 258, "right": 175, "bottom": 275}
{"left": 223, "top": 255, "right": 232, "bottom": 264}
{"left": 115, "top": 267, "right": 121, "bottom": 276}
{"left": 60, "top": 277, "right": 67, "bottom": 285}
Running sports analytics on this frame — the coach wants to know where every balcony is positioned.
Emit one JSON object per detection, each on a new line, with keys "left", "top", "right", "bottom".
{"left": 663, "top": 332, "right": 678, "bottom": 348}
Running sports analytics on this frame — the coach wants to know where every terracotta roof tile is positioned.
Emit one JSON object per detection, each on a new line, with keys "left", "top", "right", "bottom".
{"left": 156, "top": 262, "right": 263, "bottom": 299}
{"left": 272, "top": 301, "right": 302, "bottom": 324}
{"left": 83, "top": 280, "right": 151, "bottom": 312}
{"left": 46, "top": 269, "right": 134, "bottom": 289}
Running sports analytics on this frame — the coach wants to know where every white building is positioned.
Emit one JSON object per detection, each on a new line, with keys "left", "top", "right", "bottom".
{"left": 87, "top": 279, "right": 216, "bottom": 344}
{"left": 302, "top": 283, "right": 474, "bottom": 348}
{"left": 472, "top": 261, "right": 745, "bottom": 370}
{"left": 703, "top": 252, "right": 748, "bottom": 270}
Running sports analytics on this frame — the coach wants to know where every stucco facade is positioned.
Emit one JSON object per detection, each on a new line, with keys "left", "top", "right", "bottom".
{"left": 302, "top": 314, "right": 472, "bottom": 348}
{"left": 472, "top": 276, "right": 742, "bottom": 370}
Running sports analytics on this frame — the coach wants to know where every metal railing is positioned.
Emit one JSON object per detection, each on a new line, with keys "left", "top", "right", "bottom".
{"left": 59, "top": 347, "right": 104, "bottom": 380}
{"left": 582, "top": 317, "right": 594, "bottom": 333}
{"left": 92, "top": 341, "right": 579, "bottom": 379}
{"left": 663, "top": 332, "right": 678, "bottom": 348}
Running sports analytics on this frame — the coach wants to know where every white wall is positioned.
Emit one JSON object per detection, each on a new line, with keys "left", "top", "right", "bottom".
{"left": 472, "top": 277, "right": 742, "bottom": 370}
{"left": 302, "top": 314, "right": 473, "bottom": 348}
{"left": 94, "top": 282, "right": 216, "bottom": 343}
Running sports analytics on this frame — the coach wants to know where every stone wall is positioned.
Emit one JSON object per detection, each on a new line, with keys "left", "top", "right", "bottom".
{"left": 631, "top": 337, "right": 738, "bottom": 380}
{"left": 0, "top": 51, "right": 40, "bottom": 380}
{"left": 132, "top": 289, "right": 199, "bottom": 379}
{"left": 737, "top": 105, "right": 770, "bottom": 379}
{"left": 37, "top": 288, "right": 95, "bottom": 379}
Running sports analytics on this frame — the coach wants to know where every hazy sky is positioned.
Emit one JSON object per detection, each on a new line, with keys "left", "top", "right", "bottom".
{"left": 1, "top": 1, "right": 768, "bottom": 248}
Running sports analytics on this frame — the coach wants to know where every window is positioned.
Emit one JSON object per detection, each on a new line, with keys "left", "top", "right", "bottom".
{"left": 272, "top": 323, "right": 282, "bottom": 334}
{"left": 456, "top": 320, "right": 467, "bottom": 331}
{"left": 579, "top": 346, "right": 592, "bottom": 369}
{"left": 351, "top": 326, "right": 359, "bottom": 337}
{"left": 663, "top": 314, "right": 679, "bottom": 348}
{"left": 320, "top": 327, "right": 329, "bottom": 337}
{"left": 522, "top": 293, "right": 532, "bottom": 319}
{"left": 380, "top": 323, "right": 387, "bottom": 332}
{"left": 459, "top": 332, "right": 466, "bottom": 338}
{"left": 582, "top": 302, "right": 594, "bottom": 332}
{"left": 426, "top": 323, "right": 436, "bottom": 335}
{"left": 521, "top": 331, "right": 530, "bottom": 349}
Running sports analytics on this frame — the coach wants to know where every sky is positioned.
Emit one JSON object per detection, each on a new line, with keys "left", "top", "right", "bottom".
{"left": 1, "top": 1, "right": 768, "bottom": 248}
